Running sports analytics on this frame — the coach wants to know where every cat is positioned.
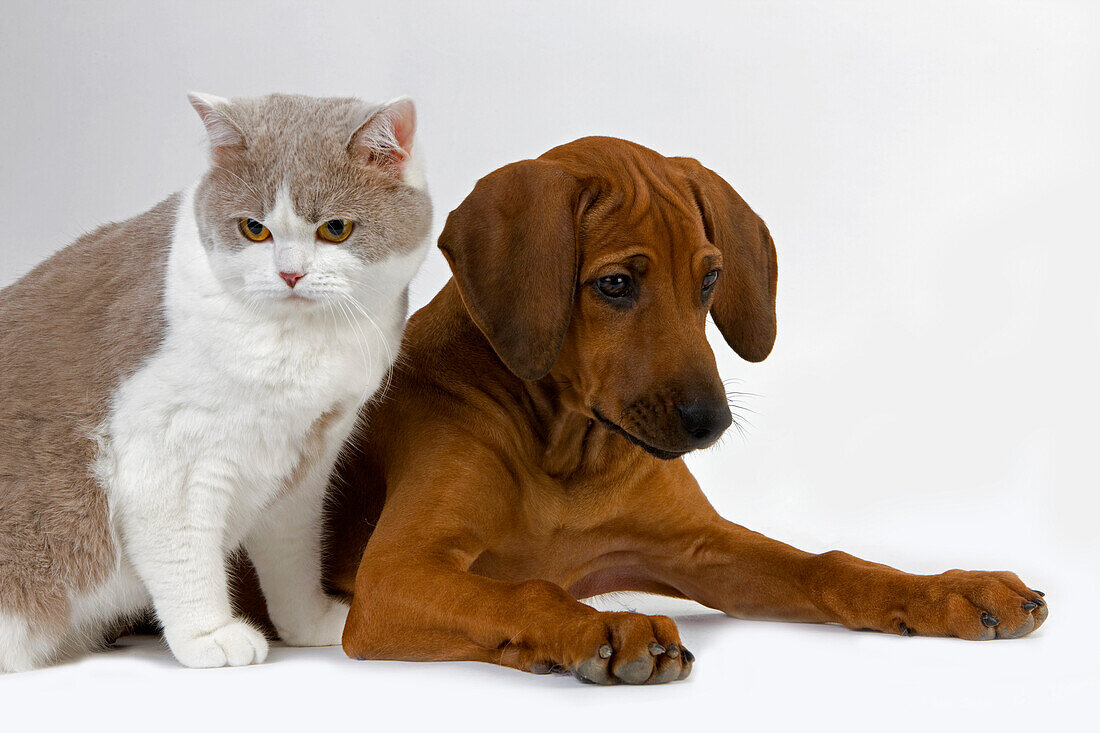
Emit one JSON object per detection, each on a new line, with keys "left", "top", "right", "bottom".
{"left": 0, "top": 92, "right": 432, "bottom": 670}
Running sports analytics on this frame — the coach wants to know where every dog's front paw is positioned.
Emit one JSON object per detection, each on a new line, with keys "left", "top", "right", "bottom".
{"left": 278, "top": 597, "right": 349, "bottom": 647}
{"left": 167, "top": 620, "right": 269, "bottom": 668}
{"left": 536, "top": 612, "right": 692, "bottom": 685}
{"left": 895, "top": 570, "right": 1048, "bottom": 640}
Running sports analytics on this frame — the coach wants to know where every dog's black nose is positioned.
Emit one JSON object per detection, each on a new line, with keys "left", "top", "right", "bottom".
{"left": 676, "top": 400, "right": 733, "bottom": 445}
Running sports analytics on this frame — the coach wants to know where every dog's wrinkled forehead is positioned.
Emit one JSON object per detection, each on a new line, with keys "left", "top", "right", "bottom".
{"left": 540, "top": 136, "right": 675, "bottom": 180}
{"left": 540, "top": 137, "right": 704, "bottom": 252}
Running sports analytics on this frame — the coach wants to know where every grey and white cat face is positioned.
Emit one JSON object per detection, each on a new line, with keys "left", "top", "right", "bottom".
{"left": 189, "top": 93, "right": 431, "bottom": 312}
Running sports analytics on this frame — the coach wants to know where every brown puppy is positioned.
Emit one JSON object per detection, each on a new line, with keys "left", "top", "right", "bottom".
{"left": 322, "top": 137, "right": 1047, "bottom": 684}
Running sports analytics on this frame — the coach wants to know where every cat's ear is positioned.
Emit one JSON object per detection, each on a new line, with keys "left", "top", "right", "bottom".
{"left": 347, "top": 97, "right": 417, "bottom": 174}
{"left": 188, "top": 92, "right": 245, "bottom": 161}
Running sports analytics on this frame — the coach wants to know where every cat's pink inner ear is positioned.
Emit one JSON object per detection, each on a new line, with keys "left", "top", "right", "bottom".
{"left": 348, "top": 98, "right": 417, "bottom": 173}
{"left": 187, "top": 92, "right": 244, "bottom": 154}
{"left": 386, "top": 98, "right": 417, "bottom": 153}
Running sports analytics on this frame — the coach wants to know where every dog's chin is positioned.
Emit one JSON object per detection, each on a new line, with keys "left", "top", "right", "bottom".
{"left": 592, "top": 411, "right": 688, "bottom": 461}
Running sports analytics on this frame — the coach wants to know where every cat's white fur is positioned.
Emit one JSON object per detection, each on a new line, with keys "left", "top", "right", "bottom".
{"left": 0, "top": 141, "right": 429, "bottom": 669}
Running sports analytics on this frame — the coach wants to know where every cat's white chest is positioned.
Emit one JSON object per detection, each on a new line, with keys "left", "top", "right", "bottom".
{"left": 122, "top": 316, "right": 367, "bottom": 525}
{"left": 99, "top": 188, "right": 398, "bottom": 546}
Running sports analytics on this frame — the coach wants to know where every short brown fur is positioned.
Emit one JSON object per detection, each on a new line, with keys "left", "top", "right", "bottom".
{"left": 320, "top": 138, "right": 1047, "bottom": 683}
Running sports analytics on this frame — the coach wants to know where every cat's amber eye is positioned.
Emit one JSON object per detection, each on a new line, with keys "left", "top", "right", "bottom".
{"left": 317, "top": 219, "right": 354, "bottom": 243}
{"left": 238, "top": 218, "right": 271, "bottom": 242}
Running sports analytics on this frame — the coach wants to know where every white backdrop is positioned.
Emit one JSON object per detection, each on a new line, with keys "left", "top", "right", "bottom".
{"left": 1, "top": 1, "right": 1097, "bottom": 730}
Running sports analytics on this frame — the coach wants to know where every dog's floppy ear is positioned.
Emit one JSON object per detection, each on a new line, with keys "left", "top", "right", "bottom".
{"left": 674, "top": 157, "right": 778, "bottom": 362}
{"left": 439, "top": 159, "right": 586, "bottom": 380}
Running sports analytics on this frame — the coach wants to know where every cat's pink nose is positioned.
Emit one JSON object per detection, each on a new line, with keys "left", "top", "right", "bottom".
{"left": 279, "top": 271, "right": 305, "bottom": 288}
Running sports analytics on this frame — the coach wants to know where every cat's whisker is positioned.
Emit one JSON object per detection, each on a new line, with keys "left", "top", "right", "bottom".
{"left": 340, "top": 294, "right": 397, "bottom": 402}
{"left": 343, "top": 276, "right": 389, "bottom": 300}
{"left": 334, "top": 298, "right": 378, "bottom": 407}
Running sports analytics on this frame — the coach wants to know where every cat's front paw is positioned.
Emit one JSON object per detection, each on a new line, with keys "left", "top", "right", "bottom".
{"left": 278, "top": 598, "right": 350, "bottom": 647}
{"left": 168, "top": 620, "right": 269, "bottom": 668}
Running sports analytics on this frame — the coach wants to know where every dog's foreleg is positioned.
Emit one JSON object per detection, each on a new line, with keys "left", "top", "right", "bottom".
{"left": 343, "top": 543, "right": 692, "bottom": 683}
{"left": 627, "top": 506, "right": 1047, "bottom": 640}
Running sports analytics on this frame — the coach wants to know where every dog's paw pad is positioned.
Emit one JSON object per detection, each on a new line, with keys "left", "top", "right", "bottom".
{"left": 565, "top": 612, "right": 691, "bottom": 685}
{"left": 901, "top": 570, "right": 1049, "bottom": 640}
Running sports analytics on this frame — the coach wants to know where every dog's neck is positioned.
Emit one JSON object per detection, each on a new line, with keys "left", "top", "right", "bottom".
{"left": 427, "top": 282, "right": 642, "bottom": 479}
{"left": 521, "top": 373, "right": 607, "bottom": 477}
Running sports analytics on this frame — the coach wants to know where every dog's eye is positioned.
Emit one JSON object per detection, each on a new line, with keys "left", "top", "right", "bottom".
{"left": 317, "top": 218, "right": 354, "bottom": 243}
{"left": 596, "top": 274, "right": 632, "bottom": 298}
{"left": 702, "top": 269, "right": 720, "bottom": 292}
{"left": 238, "top": 218, "right": 271, "bottom": 242}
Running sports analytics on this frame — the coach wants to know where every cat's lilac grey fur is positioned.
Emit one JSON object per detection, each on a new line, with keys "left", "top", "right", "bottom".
{"left": 0, "top": 93, "right": 430, "bottom": 669}
{"left": 0, "top": 197, "right": 175, "bottom": 629}
{"left": 195, "top": 95, "right": 428, "bottom": 263}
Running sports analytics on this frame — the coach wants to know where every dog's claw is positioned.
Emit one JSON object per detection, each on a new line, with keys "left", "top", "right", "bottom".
{"left": 980, "top": 613, "right": 999, "bottom": 627}
{"left": 665, "top": 643, "right": 680, "bottom": 659}
{"left": 676, "top": 650, "right": 694, "bottom": 681}
{"left": 648, "top": 642, "right": 666, "bottom": 656}
{"left": 598, "top": 644, "right": 613, "bottom": 659}
{"left": 1033, "top": 596, "right": 1045, "bottom": 607}
{"left": 574, "top": 657, "right": 613, "bottom": 685}
{"left": 898, "top": 622, "right": 913, "bottom": 636}
{"left": 1031, "top": 589, "right": 1045, "bottom": 598}
{"left": 1022, "top": 601, "right": 1038, "bottom": 612}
